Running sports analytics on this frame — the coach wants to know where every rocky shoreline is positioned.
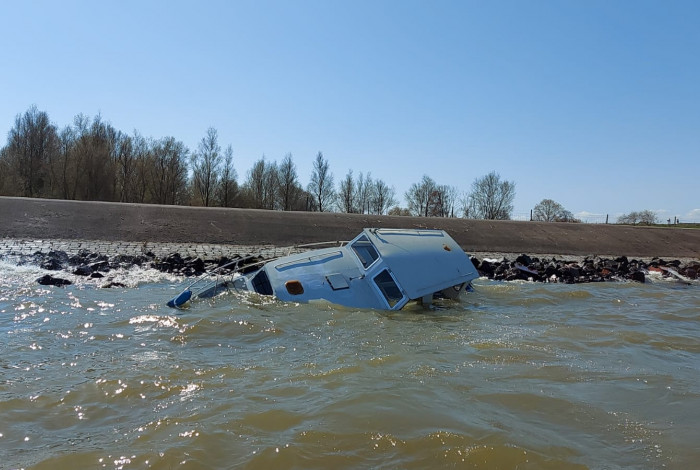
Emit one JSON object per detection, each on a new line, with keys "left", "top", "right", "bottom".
{"left": 472, "top": 253, "right": 697, "bottom": 284}
{"left": 2, "top": 238, "right": 696, "bottom": 287}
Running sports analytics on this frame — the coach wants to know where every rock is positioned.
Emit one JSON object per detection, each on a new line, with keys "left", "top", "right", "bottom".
{"left": 102, "top": 281, "right": 126, "bottom": 288}
{"left": 89, "top": 253, "right": 109, "bottom": 263}
{"left": 581, "top": 262, "right": 597, "bottom": 277}
{"left": 48, "top": 250, "right": 69, "bottom": 262}
{"left": 544, "top": 263, "right": 559, "bottom": 278}
{"left": 240, "top": 256, "right": 266, "bottom": 274}
{"left": 515, "top": 254, "right": 532, "bottom": 266}
{"left": 188, "top": 257, "right": 206, "bottom": 274}
{"left": 165, "top": 253, "right": 184, "bottom": 266}
{"left": 73, "top": 265, "right": 93, "bottom": 276}
{"left": 90, "top": 260, "right": 110, "bottom": 272}
{"left": 629, "top": 270, "right": 645, "bottom": 283}
{"left": 153, "top": 261, "right": 173, "bottom": 273}
{"left": 37, "top": 274, "right": 72, "bottom": 286}
{"left": 477, "top": 259, "right": 495, "bottom": 278}
{"left": 683, "top": 268, "right": 697, "bottom": 279}
{"left": 112, "top": 254, "right": 136, "bottom": 265}
{"left": 494, "top": 262, "right": 508, "bottom": 276}
{"left": 615, "top": 255, "right": 629, "bottom": 265}
{"left": 514, "top": 263, "right": 541, "bottom": 281}
{"left": 561, "top": 264, "right": 581, "bottom": 281}
{"left": 40, "top": 258, "right": 63, "bottom": 271}
{"left": 68, "top": 254, "right": 83, "bottom": 265}
{"left": 469, "top": 256, "right": 480, "bottom": 269}
{"left": 599, "top": 267, "right": 613, "bottom": 279}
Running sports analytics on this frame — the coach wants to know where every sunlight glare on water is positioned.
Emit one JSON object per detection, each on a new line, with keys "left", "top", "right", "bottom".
{"left": 1, "top": 266, "right": 699, "bottom": 469}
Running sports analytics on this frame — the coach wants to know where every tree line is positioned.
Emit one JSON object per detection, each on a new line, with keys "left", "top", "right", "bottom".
{"left": 1, "top": 106, "right": 521, "bottom": 218}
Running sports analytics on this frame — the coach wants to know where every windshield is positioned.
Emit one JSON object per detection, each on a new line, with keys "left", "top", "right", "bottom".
{"left": 373, "top": 269, "right": 403, "bottom": 307}
{"left": 351, "top": 235, "right": 379, "bottom": 269}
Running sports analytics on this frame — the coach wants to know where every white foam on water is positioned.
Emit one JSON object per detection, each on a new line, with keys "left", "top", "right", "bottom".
{"left": 93, "top": 266, "right": 183, "bottom": 288}
{"left": 0, "top": 259, "right": 184, "bottom": 290}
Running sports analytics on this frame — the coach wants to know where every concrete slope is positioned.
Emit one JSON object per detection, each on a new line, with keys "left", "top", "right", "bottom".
{"left": 2, "top": 197, "right": 698, "bottom": 258}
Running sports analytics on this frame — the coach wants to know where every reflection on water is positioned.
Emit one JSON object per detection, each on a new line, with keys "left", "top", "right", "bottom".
{"left": 1, "top": 266, "right": 699, "bottom": 469}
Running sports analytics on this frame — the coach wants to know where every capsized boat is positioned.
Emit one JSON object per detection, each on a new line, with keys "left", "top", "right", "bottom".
{"left": 167, "top": 228, "right": 479, "bottom": 310}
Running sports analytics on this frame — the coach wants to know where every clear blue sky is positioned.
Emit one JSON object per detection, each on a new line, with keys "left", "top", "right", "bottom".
{"left": 2, "top": 0, "right": 699, "bottom": 222}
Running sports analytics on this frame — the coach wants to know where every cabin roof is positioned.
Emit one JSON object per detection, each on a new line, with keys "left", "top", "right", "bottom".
{"left": 362, "top": 228, "right": 478, "bottom": 299}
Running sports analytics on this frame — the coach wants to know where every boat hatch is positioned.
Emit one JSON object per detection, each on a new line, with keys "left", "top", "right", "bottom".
{"left": 373, "top": 269, "right": 404, "bottom": 308}
{"left": 351, "top": 236, "right": 380, "bottom": 268}
{"left": 326, "top": 273, "right": 350, "bottom": 290}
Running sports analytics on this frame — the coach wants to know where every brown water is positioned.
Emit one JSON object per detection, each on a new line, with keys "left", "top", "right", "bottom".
{"left": 1, "top": 263, "right": 699, "bottom": 469}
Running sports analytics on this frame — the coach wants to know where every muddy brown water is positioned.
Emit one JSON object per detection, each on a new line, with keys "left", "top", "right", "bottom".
{"left": 1, "top": 262, "right": 699, "bottom": 469}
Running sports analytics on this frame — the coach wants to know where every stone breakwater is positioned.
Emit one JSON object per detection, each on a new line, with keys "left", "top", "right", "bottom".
{"left": 0, "top": 238, "right": 289, "bottom": 261}
{"left": 1, "top": 238, "right": 697, "bottom": 287}
{"left": 0, "top": 238, "right": 298, "bottom": 286}
{"left": 472, "top": 253, "right": 699, "bottom": 284}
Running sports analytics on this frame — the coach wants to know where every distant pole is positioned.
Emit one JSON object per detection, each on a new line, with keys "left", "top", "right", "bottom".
{"left": 530, "top": 209, "right": 533, "bottom": 221}
{"left": 605, "top": 214, "right": 609, "bottom": 224}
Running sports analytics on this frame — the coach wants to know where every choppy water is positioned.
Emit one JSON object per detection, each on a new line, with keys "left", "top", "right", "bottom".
{"left": 1, "top": 261, "right": 699, "bottom": 470}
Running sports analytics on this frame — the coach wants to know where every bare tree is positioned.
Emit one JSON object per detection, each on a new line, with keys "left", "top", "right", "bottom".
{"left": 264, "top": 160, "right": 280, "bottom": 209}
{"left": 370, "top": 179, "right": 396, "bottom": 215}
{"left": 307, "top": 151, "right": 335, "bottom": 212}
{"left": 338, "top": 169, "right": 356, "bottom": 213}
{"left": 131, "top": 132, "right": 150, "bottom": 203}
{"left": 216, "top": 144, "right": 238, "bottom": 207}
{"left": 405, "top": 175, "right": 437, "bottom": 216}
{"left": 48, "top": 125, "right": 74, "bottom": 199}
{"left": 459, "top": 190, "right": 473, "bottom": 218}
{"left": 466, "top": 171, "right": 515, "bottom": 220}
{"left": 0, "top": 146, "right": 11, "bottom": 195}
{"left": 191, "top": 127, "right": 221, "bottom": 207}
{"left": 66, "top": 114, "right": 90, "bottom": 200}
{"left": 617, "top": 210, "right": 658, "bottom": 225}
{"left": 242, "top": 156, "right": 278, "bottom": 209}
{"left": 532, "top": 199, "right": 577, "bottom": 222}
{"left": 3, "top": 106, "right": 60, "bottom": 197}
{"left": 149, "top": 137, "right": 189, "bottom": 205}
{"left": 355, "top": 172, "right": 372, "bottom": 214}
{"left": 426, "top": 184, "right": 458, "bottom": 217}
{"left": 68, "top": 114, "right": 118, "bottom": 201}
{"left": 277, "top": 153, "right": 302, "bottom": 211}
{"left": 115, "top": 132, "right": 135, "bottom": 202}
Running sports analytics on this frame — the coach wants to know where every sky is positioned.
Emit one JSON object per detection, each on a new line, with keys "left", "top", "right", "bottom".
{"left": 1, "top": 0, "right": 699, "bottom": 222}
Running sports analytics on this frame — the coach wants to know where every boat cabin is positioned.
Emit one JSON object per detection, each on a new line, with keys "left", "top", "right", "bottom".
{"left": 238, "top": 228, "right": 478, "bottom": 310}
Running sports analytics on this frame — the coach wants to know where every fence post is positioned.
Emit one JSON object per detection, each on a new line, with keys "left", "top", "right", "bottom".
{"left": 605, "top": 214, "right": 609, "bottom": 224}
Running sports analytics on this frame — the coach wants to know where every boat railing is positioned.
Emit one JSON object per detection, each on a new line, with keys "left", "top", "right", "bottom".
{"left": 169, "top": 240, "right": 350, "bottom": 306}
{"left": 285, "top": 240, "right": 348, "bottom": 255}
{"left": 274, "top": 249, "right": 344, "bottom": 271}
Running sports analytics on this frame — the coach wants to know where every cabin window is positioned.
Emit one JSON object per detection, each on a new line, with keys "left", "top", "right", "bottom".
{"left": 251, "top": 270, "right": 273, "bottom": 295}
{"left": 373, "top": 269, "right": 403, "bottom": 308}
{"left": 285, "top": 280, "right": 304, "bottom": 295}
{"left": 351, "top": 236, "right": 379, "bottom": 269}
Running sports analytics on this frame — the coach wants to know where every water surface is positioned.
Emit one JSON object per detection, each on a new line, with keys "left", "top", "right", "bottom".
{"left": 1, "top": 262, "right": 698, "bottom": 469}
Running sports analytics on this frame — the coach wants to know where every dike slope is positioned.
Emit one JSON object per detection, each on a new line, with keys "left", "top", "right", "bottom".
{"left": 1, "top": 197, "right": 698, "bottom": 259}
